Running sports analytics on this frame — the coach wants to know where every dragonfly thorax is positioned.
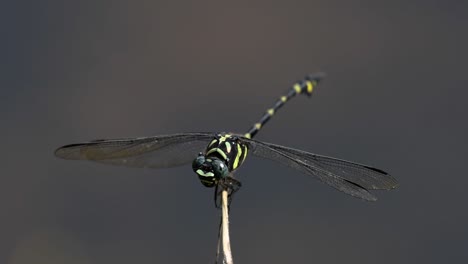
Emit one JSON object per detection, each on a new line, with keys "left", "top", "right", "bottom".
{"left": 192, "top": 154, "right": 229, "bottom": 188}
{"left": 193, "top": 133, "right": 249, "bottom": 188}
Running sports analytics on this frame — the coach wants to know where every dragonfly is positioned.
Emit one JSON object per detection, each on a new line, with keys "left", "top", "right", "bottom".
{"left": 55, "top": 73, "right": 398, "bottom": 205}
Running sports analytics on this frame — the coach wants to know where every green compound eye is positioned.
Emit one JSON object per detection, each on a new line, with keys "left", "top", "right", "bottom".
{"left": 212, "top": 159, "right": 229, "bottom": 178}
{"left": 192, "top": 153, "right": 206, "bottom": 172}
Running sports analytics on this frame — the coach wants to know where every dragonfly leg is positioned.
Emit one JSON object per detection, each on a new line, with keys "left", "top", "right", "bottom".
{"left": 214, "top": 177, "right": 242, "bottom": 208}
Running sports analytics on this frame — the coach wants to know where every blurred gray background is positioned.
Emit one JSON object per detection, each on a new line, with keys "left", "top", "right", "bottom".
{"left": 2, "top": 1, "right": 468, "bottom": 263}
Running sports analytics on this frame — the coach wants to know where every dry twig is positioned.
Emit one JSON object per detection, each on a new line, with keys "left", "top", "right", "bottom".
{"left": 216, "top": 189, "right": 234, "bottom": 264}
{"left": 221, "top": 190, "right": 233, "bottom": 264}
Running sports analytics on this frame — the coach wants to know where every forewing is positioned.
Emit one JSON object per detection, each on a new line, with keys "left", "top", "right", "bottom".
{"left": 55, "top": 133, "right": 214, "bottom": 168}
{"left": 244, "top": 138, "right": 397, "bottom": 201}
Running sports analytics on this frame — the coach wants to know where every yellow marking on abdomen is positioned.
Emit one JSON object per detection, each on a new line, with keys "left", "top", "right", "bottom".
{"left": 281, "top": 96, "right": 287, "bottom": 102}
{"left": 267, "top": 108, "right": 275, "bottom": 116}
{"left": 294, "top": 83, "right": 301, "bottom": 94}
{"left": 306, "top": 81, "right": 313, "bottom": 93}
{"left": 255, "top": 123, "right": 262, "bottom": 129}
{"left": 244, "top": 133, "right": 251, "bottom": 139}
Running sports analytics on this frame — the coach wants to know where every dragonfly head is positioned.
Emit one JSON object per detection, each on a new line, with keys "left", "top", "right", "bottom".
{"left": 192, "top": 153, "right": 229, "bottom": 187}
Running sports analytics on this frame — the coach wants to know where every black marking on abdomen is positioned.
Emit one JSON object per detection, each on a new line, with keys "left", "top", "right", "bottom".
{"left": 244, "top": 73, "right": 325, "bottom": 139}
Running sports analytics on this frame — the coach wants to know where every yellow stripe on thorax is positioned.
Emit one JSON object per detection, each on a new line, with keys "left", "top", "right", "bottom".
{"left": 206, "top": 148, "right": 228, "bottom": 161}
{"left": 225, "top": 141, "right": 232, "bottom": 153}
{"left": 242, "top": 145, "right": 248, "bottom": 163}
{"left": 233, "top": 144, "right": 243, "bottom": 169}
{"left": 218, "top": 134, "right": 232, "bottom": 143}
{"left": 208, "top": 139, "right": 217, "bottom": 148}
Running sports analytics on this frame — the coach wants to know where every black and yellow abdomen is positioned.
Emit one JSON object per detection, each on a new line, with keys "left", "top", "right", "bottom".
{"left": 193, "top": 74, "right": 324, "bottom": 189}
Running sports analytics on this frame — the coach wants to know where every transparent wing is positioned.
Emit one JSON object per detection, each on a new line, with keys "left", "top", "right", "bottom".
{"left": 244, "top": 138, "right": 398, "bottom": 201}
{"left": 55, "top": 133, "right": 215, "bottom": 168}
